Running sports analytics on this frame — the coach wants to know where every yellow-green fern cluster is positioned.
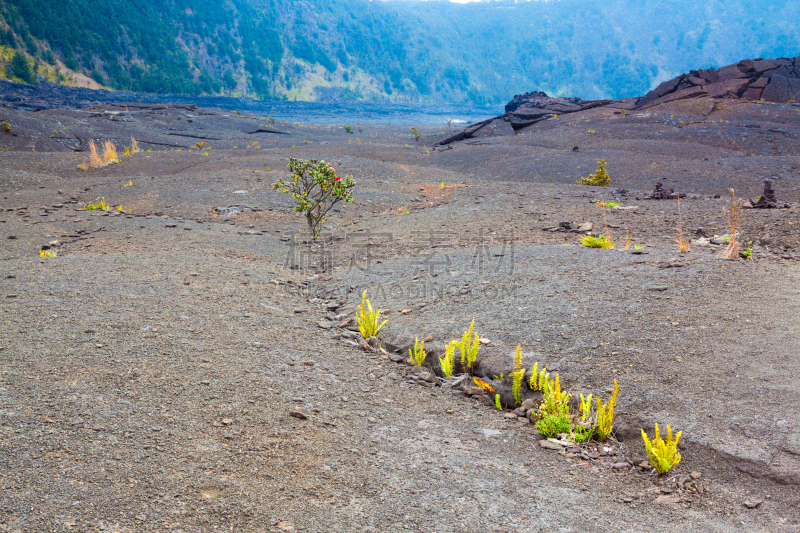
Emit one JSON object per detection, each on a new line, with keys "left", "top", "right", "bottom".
{"left": 440, "top": 342, "right": 456, "bottom": 377}
{"left": 529, "top": 362, "right": 548, "bottom": 391}
{"left": 539, "top": 374, "right": 571, "bottom": 418}
{"left": 83, "top": 197, "right": 109, "bottom": 211}
{"left": 642, "top": 423, "right": 682, "bottom": 474}
{"left": 455, "top": 319, "right": 480, "bottom": 372}
{"left": 596, "top": 379, "right": 618, "bottom": 441}
{"left": 408, "top": 337, "right": 426, "bottom": 366}
{"left": 579, "top": 393, "right": 593, "bottom": 423}
{"left": 510, "top": 344, "right": 525, "bottom": 404}
{"left": 576, "top": 159, "right": 610, "bottom": 187}
{"left": 356, "top": 290, "right": 387, "bottom": 339}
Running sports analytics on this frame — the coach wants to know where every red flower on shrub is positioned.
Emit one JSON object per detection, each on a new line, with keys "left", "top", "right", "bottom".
{"left": 335, "top": 176, "right": 341, "bottom": 181}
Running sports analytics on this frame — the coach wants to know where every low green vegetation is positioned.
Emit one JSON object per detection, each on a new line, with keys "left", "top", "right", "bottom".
{"left": 83, "top": 197, "right": 109, "bottom": 211}
{"left": 576, "top": 160, "right": 611, "bottom": 187}
{"left": 536, "top": 413, "right": 572, "bottom": 438}
{"left": 581, "top": 234, "right": 614, "bottom": 249}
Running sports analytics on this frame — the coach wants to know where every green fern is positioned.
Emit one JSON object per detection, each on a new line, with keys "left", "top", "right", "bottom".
{"left": 408, "top": 337, "right": 426, "bottom": 365}
{"left": 356, "top": 290, "right": 387, "bottom": 339}
{"left": 540, "top": 374, "right": 570, "bottom": 418}
{"left": 579, "top": 393, "right": 593, "bottom": 423}
{"left": 494, "top": 394, "right": 503, "bottom": 411}
{"left": 439, "top": 341, "right": 456, "bottom": 377}
{"left": 529, "top": 363, "right": 549, "bottom": 392}
{"left": 576, "top": 160, "right": 611, "bottom": 187}
{"left": 455, "top": 319, "right": 480, "bottom": 372}
{"left": 641, "top": 423, "right": 682, "bottom": 474}
{"left": 596, "top": 379, "right": 619, "bottom": 441}
{"left": 511, "top": 368, "right": 525, "bottom": 405}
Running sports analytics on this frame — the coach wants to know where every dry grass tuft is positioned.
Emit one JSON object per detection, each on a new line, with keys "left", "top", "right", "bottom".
{"left": 676, "top": 193, "right": 690, "bottom": 253}
{"left": 723, "top": 189, "right": 743, "bottom": 258}
{"left": 88, "top": 140, "right": 102, "bottom": 167}
{"left": 130, "top": 136, "right": 140, "bottom": 153}
{"left": 80, "top": 139, "right": 121, "bottom": 170}
{"left": 102, "top": 140, "right": 118, "bottom": 164}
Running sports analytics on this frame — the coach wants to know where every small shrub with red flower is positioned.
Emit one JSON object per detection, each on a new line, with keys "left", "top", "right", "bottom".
{"left": 273, "top": 158, "right": 355, "bottom": 239}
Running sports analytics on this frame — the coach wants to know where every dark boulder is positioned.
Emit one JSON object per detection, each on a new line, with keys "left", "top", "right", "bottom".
{"left": 505, "top": 90, "right": 550, "bottom": 113}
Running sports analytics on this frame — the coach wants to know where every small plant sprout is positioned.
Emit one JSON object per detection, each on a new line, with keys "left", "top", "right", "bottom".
{"left": 356, "top": 290, "right": 386, "bottom": 339}
{"left": 596, "top": 379, "right": 619, "bottom": 441}
{"left": 195, "top": 141, "right": 207, "bottom": 150}
{"left": 511, "top": 368, "right": 525, "bottom": 405}
{"left": 440, "top": 341, "right": 456, "bottom": 378}
{"left": 634, "top": 244, "right": 644, "bottom": 251}
{"left": 570, "top": 424, "right": 594, "bottom": 443}
{"left": 625, "top": 230, "right": 631, "bottom": 251}
{"left": 83, "top": 197, "right": 109, "bottom": 211}
{"left": 576, "top": 160, "right": 610, "bottom": 187}
{"left": 513, "top": 344, "right": 523, "bottom": 372}
{"left": 742, "top": 242, "right": 753, "bottom": 259}
{"left": 123, "top": 181, "right": 133, "bottom": 187}
{"left": 641, "top": 423, "right": 682, "bottom": 475}
{"left": 123, "top": 146, "right": 131, "bottom": 157}
{"left": 130, "top": 137, "right": 140, "bottom": 153}
{"left": 494, "top": 394, "right": 503, "bottom": 411}
{"left": 456, "top": 320, "right": 480, "bottom": 372}
{"left": 581, "top": 235, "right": 614, "bottom": 249}
{"left": 39, "top": 249, "right": 56, "bottom": 257}
{"left": 472, "top": 376, "right": 495, "bottom": 393}
{"left": 410, "top": 126, "right": 422, "bottom": 142}
{"left": 273, "top": 158, "right": 355, "bottom": 239}
{"left": 529, "top": 362, "right": 548, "bottom": 391}
{"left": 409, "top": 338, "right": 426, "bottom": 365}
{"left": 579, "top": 393, "right": 593, "bottom": 423}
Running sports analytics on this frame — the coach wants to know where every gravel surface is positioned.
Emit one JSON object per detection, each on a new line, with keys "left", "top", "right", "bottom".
{"left": 1, "top": 97, "right": 799, "bottom": 532}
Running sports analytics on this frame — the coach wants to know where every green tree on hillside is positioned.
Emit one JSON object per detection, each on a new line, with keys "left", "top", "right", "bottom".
{"left": 8, "top": 51, "right": 35, "bottom": 84}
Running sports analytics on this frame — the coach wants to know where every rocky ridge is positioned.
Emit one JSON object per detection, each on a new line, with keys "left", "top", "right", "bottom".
{"left": 437, "top": 56, "right": 800, "bottom": 145}
{"left": 634, "top": 56, "right": 800, "bottom": 109}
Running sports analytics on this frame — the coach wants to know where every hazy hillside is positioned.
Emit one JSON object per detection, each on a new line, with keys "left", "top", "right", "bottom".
{"left": 1, "top": 0, "right": 799, "bottom": 103}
